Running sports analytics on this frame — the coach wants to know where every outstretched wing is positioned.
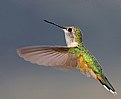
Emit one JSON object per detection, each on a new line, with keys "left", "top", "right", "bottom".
{"left": 17, "top": 46, "right": 78, "bottom": 70}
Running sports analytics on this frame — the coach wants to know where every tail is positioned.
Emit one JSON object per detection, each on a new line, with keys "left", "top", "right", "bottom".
{"left": 97, "top": 74, "right": 117, "bottom": 95}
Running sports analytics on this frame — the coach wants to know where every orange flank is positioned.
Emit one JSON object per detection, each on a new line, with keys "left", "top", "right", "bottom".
{"left": 97, "top": 75, "right": 103, "bottom": 82}
{"left": 78, "top": 56, "right": 97, "bottom": 79}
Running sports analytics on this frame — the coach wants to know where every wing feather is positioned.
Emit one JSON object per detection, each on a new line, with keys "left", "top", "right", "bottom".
{"left": 17, "top": 46, "right": 78, "bottom": 70}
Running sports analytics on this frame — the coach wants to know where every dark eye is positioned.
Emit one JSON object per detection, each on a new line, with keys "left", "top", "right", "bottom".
{"left": 68, "top": 28, "right": 72, "bottom": 32}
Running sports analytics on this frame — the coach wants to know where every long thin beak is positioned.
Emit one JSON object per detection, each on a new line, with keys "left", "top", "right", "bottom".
{"left": 44, "top": 20, "right": 67, "bottom": 29}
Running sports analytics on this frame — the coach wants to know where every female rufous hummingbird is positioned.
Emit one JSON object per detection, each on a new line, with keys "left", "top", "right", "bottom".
{"left": 17, "top": 20, "right": 117, "bottom": 95}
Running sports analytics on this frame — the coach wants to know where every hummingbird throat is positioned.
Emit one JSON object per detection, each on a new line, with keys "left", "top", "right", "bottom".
{"left": 63, "top": 29, "right": 79, "bottom": 47}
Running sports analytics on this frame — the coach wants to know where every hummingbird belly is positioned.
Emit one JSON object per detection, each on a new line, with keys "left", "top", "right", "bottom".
{"left": 77, "top": 56, "right": 97, "bottom": 79}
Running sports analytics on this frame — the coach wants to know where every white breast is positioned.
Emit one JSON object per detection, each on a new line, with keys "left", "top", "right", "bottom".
{"left": 64, "top": 33, "right": 78, "bottom": 47}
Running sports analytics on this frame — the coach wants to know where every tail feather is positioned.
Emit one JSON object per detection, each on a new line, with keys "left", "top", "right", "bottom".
{"left": 97, "top": 74, "right": 117, "bottom": 95}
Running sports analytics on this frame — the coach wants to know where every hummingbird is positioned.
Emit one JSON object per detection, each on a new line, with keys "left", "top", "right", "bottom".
{"left": 17, "top": 20, "right": 117, "bottom": 95}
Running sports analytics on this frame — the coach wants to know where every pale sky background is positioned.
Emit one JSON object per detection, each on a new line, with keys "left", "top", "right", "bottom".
{"left": 0, "top": 0, "right": 121, "bottom": 99}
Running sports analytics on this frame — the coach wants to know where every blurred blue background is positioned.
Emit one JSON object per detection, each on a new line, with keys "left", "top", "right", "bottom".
{"left": 0, "top": 0, "right": 121, "bottom": 99}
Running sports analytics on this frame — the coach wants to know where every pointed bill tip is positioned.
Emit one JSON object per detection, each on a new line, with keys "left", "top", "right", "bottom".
{"left": 43, "top": 20, "right": 49, "bottom": 23}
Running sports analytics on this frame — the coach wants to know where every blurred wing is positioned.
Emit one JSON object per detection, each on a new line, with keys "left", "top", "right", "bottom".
{"left": 17, "top": 46, "right": 78, "bottom": 70}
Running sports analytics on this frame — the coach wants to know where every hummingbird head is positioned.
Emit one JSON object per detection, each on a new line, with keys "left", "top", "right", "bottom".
{"left": 44, "top": 20, "right": 83, "bottom": 47}
{"left": 62, "top": 26, "right": 83, "bottom": 47}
